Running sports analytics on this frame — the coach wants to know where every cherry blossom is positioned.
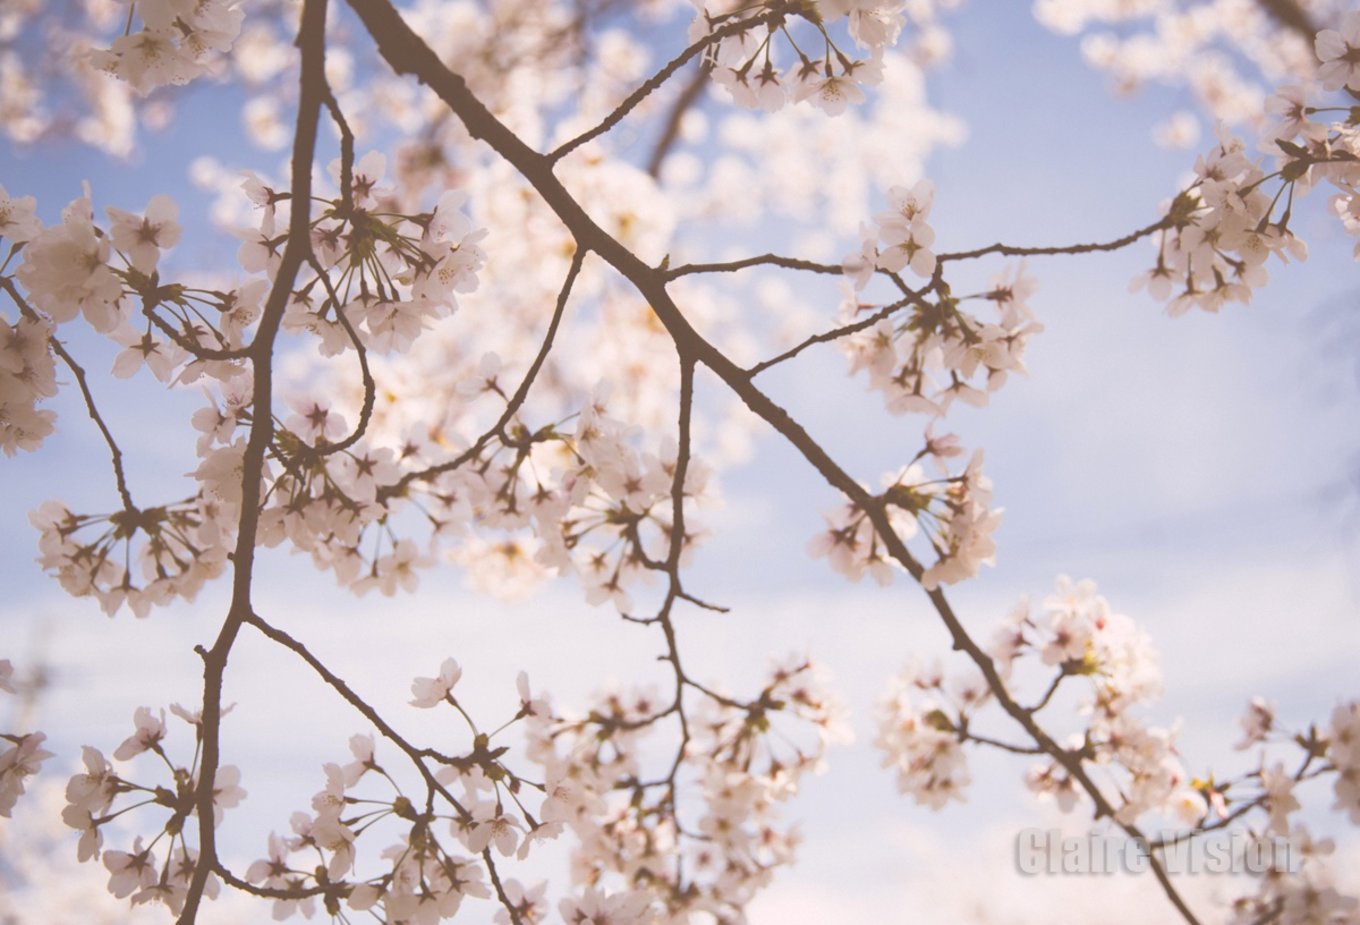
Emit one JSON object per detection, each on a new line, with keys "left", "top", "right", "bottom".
{"left": 876, "top": 664, "right": 972, "bottom": 809}
{"left": 0, "top": 2, "right": 1357, "bottom": 923}
{"left": 1235, "top": 696, "right": 1276, "bottom": 750}
{"left": 1316, "top": 12, "right": 1360, "bottom": 93}
{"left": 409, "top": 657, "right": 463, "bottom": 708}
{"left": 112, "top": 707, "right": 167, "bottom": 761}
{"left": 0, "top": 731, "right": 53, "bottom": 818}
{"left": 0, "top": 185, "right": 40, "bottom": 243}
{"left": 16, "top": 191, "right": 123, "bottom": 331}
{"left": 106, "top": 194, "right": 182, "bottom": 275}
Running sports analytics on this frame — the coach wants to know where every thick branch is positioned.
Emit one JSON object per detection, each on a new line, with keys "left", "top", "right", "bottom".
{"left": 1254, "top": 0, "right": 1317, "bottom": 41}
{"left": 179, "top": 0, "right": 329, "bottom": 919}
{"left": 345, "top": 5, "right": 1204, "bottom": 921}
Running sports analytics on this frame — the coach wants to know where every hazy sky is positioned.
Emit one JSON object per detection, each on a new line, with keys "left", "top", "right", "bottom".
{"left": 2, "top": 2, "right": 1358, "bottom": 923}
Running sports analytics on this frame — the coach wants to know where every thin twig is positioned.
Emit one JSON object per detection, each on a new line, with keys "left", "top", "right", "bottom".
{"left": 214, "top": 865, "right": 327, "bottom": 900}
{"left": 142, "top": 300, "right": 251, "bottom": 361}
{"left": 303, "top": 253, "right": 375, "bottom": 457}
{"left": 1, "top": 277, "right": 135, "bottom": 511}
{"left": 321, "top": 82, "right": 356, "bottom": 215}
{"left": 242, "top": 610, "right": 471, "bottom": 820}
{"left": 1027, "top": 669, "right": 1066, "bottom": 714}
{"left": 342, "top": 6, "right": 1209, "bottom": 921}
{"left": 663, "top": 252, "right": 844, "bottom": 280}
{"left": 49, "top": 338, "right": 137, "bottom": 511}
{"left": 549, "top": 8, "right": 784, "bottom": 162}
{"left": 482, "top": 849, "right": 525, "bottom": 925}
{"left": 384, "top": 245, "right": 586, "bottom": 497}
{"left": 960, "top": 730, "right": 1045, "bottom": 756}
{"left": 937, "top": 217, "right": 1170, "bottom": 263}
{"left": 748, "top": 288, "right": 929, "bottom": 377}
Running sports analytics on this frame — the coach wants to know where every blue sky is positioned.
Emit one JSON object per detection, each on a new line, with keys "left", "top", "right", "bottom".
{"left": 2, "top": 2, "right": 1358, "bottom": 922}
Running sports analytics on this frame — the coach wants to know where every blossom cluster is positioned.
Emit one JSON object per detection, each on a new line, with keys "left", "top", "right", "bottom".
{"left": 877, "top": 577, "right": 1360, "bottom": 925}
{"left": 229, "top": 374, "right": 712, "bottom": 614}
{"left": 30, "top": 497, "right": 231, "bottom": 619}
{"left": 7, "top": 161, "right": 492, "bottom": 618}
{"left": 845, "top": 178, "right": 939, "bottom": 281}
{"left": 89, "top": 0, "right": 245, "bottom": 95}
{"left": 59, "top": 704, "right": 246, "bottom": 915}
{"left": 0, "top": 185, "right": 55, "bottom": 457}
{"left": 807, "top": 448, "right": 1000, "bottom": 591}
{"left": 212, "top": 655, "right": 844, "bottom": 923}
{"left": 693, "top": 0, "right": 907, "bottom": 116}
{"left": 842, "top": 186, "right": 1043, "bottom": 417}
{"left": 1213, "top": 697, "right": 1360, "bottom": 924}
{"left": 1011, "top": 578, "right": 1189, "bottom": 825}
{"left": 875, "top": 659, "right": 983, "bottom": 808}
{"left": 243, "top": 729, "right": 496, "bottom": 921}
{"left": 803, "top": 180, "right": 1039, "bottom": 591}
{"left": 242, "top": 154, "right": 488, "bottom": 356}
{"left": 876, "top": 578, "right": 1187, "bottom": 822}
{"left": 1133, "top": 28, "right": 1360, "bottom": 315}
{"left": 525, "top": 656, "right": 847, "bottom": 922}
{"left": 0, "top": 659, "right": 52, "bottom": 818}
{"left": 1131, "top": 133, "right": 1310, "bottom": 316}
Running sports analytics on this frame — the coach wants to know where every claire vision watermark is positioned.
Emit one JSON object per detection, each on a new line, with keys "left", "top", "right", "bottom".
{"left": 1016, "top": 829, "right": 1300, "bottom": 876}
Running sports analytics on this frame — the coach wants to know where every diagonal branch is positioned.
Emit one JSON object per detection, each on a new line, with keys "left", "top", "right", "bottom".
{"left": 242, "top": 610, "right": 471, "bottom": 819}
{"left": 549, "top": 7, "right": 785, "bottom": 162}
{"left": 1254, "top": 0, "right": 1317, "bottom": 42}
{"left": 1, "top": 277, "right": 135, "bottom": 511}
{"left": 748, "top": 287, "right": 931, "bottom": 377}
{"left": 343, "top": 4, "right": 1207, "bottom": 921}
{"left": 47, "top": 336, "right": 136, "bottom": 511}
{"left": 647, "top": 61, "right": 712, "bottom": 178}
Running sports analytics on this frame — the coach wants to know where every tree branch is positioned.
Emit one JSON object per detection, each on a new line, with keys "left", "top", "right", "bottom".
{"left": 384, "top": 244, "right": 586, "bottom": 497}
{"left": 2, "top": 277, "right": 136, "bottom": 511}
{"left": 647, "top": 61, "right": 711, "bottom": 178}
{"left": 549, "top": 8, "right": 782, "bottom": 162}
{"left": 179, "top": 0, "right": 330, "bottom": 919}
{"left": 339, "top": 5, "right": 1210, "bottom": 920}
{"left": 937, "top": 217, "right": 1170, "bottom": 263}
{"left": 1254, "top": 0, "right": 1317, "bottom": 42}
{"left": 663, "top": 252, "right": 845, "bottom": 280}
{"left": 748, "top": 288, "right": 930, "bottom": 377}
{"left": 241, "top": 610, "right": 471, "bottom": 820}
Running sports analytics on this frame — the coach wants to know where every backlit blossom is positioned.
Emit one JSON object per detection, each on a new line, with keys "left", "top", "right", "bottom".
{"left": 410, "top": 657, "right": 462, "bottom": 707}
